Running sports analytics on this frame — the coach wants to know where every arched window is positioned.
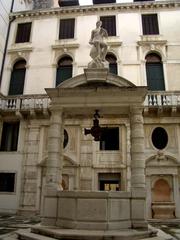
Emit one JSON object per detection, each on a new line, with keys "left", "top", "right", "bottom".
{"left": 56, "top": 56, "right": 73, "bottom": 86}
{"left": 106, "top": 53, "right": 117, "bottom": 75}
{"left": 9, "top": 60, "right": 26, "bottom": 95}
{"left": 145, "top": 53, "right": 165, "bottom": 91}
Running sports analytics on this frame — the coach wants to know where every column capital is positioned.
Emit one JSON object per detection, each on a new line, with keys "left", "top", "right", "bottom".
{"left": 130, "top": 106, "right": 144, "bottom": 115}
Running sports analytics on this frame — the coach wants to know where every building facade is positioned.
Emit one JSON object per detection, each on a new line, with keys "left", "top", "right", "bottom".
{"left": 0, "top": 0, "right": 180, "bottom": 224}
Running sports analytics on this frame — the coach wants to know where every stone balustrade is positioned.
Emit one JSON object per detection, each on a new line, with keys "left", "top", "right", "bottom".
{"left": 144, "top": 91, "right": 180, "bottom": 107}
{"left": 0, "top": 94, "right": 50, "bottom": 116}
{"left": 0, "top": 91, "right": 180, "bottom": 115}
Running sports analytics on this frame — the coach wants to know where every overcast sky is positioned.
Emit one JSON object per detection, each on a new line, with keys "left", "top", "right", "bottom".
{"left": 79, "top": 0, "right": 132, "bottom": 5}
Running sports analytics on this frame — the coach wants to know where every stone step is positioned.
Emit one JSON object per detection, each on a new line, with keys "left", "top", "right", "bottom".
{"left": 16, "top": 230, "right": 55, "bottom": 240}
{"left": 29, "top": 225, "right": 155, "bottom": 240}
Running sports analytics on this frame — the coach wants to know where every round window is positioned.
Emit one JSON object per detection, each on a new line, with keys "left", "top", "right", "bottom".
{"left": 63, "top": 129, "right": 68, "bottom": 148}
{"left": 151, "top": 127, "right": 168, "bottom": 150}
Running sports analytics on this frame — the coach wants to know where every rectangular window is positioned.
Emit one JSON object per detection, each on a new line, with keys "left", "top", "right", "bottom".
{"left": 0, "top": 173, "right": 15, "bottom": 192}
{"left": 100, "top": 127, "right": 119, "bottom": 150}
{"left": 0, "top": 122, "right": 20, "bottom": 151}
{"left": 142, "top": 14, "right": 159, "bottom": 35}
{"left": 59, "top": 18, "right": 75, "bottom": 39}
{"left": 100, "top": 16, "right": 116, "bottom": 36}
{"left": 99, "top": 173, "right": 121, "bottom": 191}
{"left": 15, "top": 22, "right": 32, "bottom": 43}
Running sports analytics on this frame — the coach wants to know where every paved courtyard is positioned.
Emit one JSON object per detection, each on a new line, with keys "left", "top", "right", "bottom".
{"left": 0, "top": 214, "right": 180, "bottom": 240}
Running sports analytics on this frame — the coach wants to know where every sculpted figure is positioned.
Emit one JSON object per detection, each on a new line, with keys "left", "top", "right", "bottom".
{"left": 88, "top": 21, "right": 108, "bottom": 68}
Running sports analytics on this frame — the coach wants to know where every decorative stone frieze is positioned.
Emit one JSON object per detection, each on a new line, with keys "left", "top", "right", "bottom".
{"left": 10, "top": 1, "right": 180, "bottom": 20}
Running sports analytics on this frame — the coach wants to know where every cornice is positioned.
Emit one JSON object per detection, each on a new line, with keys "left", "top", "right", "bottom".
{"left": 10, "top": 1, "right": 180, "bottom": 20}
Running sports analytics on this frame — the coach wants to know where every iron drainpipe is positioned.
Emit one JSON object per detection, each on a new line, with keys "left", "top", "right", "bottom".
{"left": 0, "top": 0, "right": 15, "bottom": 88}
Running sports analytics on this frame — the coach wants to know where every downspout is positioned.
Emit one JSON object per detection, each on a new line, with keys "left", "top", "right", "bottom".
{"left": 0, "top": 0, "right": 15, "bottom": 88}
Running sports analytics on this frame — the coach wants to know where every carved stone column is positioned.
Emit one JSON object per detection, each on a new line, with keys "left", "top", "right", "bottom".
{"left": 130, "top": 106, "right": 147, "bottom": 229}
{"left": 42, "top": 109, "right": 63, "bottom": 225}
{"left": 130, "top": 107, "right": 145, "bottom": 189}
{"left": 46, "top": 109, "right": 63, "bottom": 189}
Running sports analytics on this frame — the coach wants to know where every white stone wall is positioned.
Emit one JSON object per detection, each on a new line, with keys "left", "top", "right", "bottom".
{"left": 1, "top": 3, "right": 180, "bottom": 95}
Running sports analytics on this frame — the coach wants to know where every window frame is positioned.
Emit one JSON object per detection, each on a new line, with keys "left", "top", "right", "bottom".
{"left": 141, "top": 14, "right": 159, "bottom": 35}
{"left": 0, "top": 121, "right": 20, "bottom": 152}
{"left": 100, "top": 15, "right": 117, "bottom": 37}
{"left": 100, "top": 127, "right": 119, "bottom": 151}
{"left": 0, "top": 172, "right": 16, "bottom": 194}
{"left": 15, "top": 22, "right": 32, "bottom": 44}
{"left": 59, "top": 18, "right": 75, "bottom": 40}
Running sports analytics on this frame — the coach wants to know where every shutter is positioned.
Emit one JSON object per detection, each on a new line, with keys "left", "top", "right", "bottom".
{"left": 100, "top": 16, "right": 116, "bottom": 36}
{"left": 0, "top": 122, "right": 19, "bottom": 151}
{"left": 56, "top": 66, "right": 72, "bottom": 86}
{"left": 146, "top": 63, "right": 165, "bottom": 90}
{"left": 15, "top": 23, "right": 31, "bottom": 43}
{"left": 59, "top": 19, "right": 75, "bottom": 39}
{"left": 8, "top": 69, "right": 25, "bottom": 95}
{"left": 142, "top": 14, "right": 159, "bottom": 35}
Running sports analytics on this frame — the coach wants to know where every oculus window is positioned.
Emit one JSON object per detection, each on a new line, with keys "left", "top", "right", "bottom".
{"left": 152, "top": 127, "right": 168, "bottom": 150}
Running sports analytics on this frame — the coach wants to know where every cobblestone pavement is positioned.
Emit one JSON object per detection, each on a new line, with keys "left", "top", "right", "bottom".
{"left": 0, "top": 214, "right": 180, "bottom": 240}
{"left": 0, "top": 214, "right": 40, "bottom": 239}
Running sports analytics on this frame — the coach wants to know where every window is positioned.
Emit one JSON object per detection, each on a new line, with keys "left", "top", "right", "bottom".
{"left": 56, "top": 56, "right": 73, "bottom": 86}
{"left": 0, "top": 122, "right": 20, "bottom": 151}
{"left": 106, "top": 53, "right": 117, "bottom": 75}
{"left": 146, "top": 53, "right": 165, "bottom": 90}
{"left": 100, "top": 127, "right": 119, "bottom": 150}
{"left": 0, "top": 173, "right": 15, "bottom": 192}
{"left": 15, "top": 22, "right": 32, "bottom": 43}
{"left": 58, "top": 0, "right": 79, "bottom": 6}
{"left": 142, "top": 14, "right": 159, "bottom": 35}
{"left": 99, "top": 173, "right": 121, "bottom": 191}
{"left": 134, "top": 0, "right": 154, "bottom": 1}
{"left": 93, "top": 0, "right": 116, "bottom": 4}
{"left": 59, "top": 19, "right": 75, "bottom": 39}
{"left": 152, "top": 127, "right": 168, "bottom": 150}
{"left": 100, "top": 16, "right": 116, "bottom": 36}
{"left": 9, "top": 60, "right": 26, "bottom": 95}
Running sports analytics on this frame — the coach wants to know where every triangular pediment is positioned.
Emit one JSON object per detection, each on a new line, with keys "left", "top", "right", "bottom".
{"left": 57, "top": 68, "right": 136, "bottom": 89}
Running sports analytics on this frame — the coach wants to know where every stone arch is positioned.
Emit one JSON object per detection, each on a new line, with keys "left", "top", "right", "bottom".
{"left": 57, "top": 69, "right": 136, "bottom": 89}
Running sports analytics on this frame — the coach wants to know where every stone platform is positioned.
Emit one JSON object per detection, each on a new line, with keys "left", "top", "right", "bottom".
{"left": 16, "top": 225, "right": 155, "bottom": 240}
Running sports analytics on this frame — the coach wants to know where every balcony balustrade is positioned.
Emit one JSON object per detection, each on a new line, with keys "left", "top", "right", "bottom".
{"left": 0, "top": 91, "right": 180, "bottom": 117}
{"left": 0, "top": 94, "right": 50, "bottom": 117}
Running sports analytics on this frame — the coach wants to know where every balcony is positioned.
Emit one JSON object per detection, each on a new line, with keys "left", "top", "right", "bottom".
{"left": 0, "top": 91, "right": 180, "bottom": 118}
{"left": 0, "top": 94, "right": 50, "bottom": 118}
{"left": 144, "top": 91, "right": 180, "bottom": 115}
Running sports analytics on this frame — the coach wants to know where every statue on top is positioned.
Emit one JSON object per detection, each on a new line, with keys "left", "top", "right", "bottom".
{"left": 88, "top": 20, "right": 108, "bottom": 68}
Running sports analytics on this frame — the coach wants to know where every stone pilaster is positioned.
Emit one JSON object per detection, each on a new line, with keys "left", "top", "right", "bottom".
{"left": 42, "top": 109, "right": 64, "bottom": 226}
{"left": 130, "top": 106, "right": 147, "bottom": 229}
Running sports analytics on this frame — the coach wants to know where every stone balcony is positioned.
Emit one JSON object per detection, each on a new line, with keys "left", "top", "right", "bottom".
{"left": 0, "top": 94, "right": 50, "bottom": 118}
{"left": 144, "top": 91, "right": 180, "bottom": 115}
{"left": 0, "top": 91, "right": 180, "bottom": 117}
